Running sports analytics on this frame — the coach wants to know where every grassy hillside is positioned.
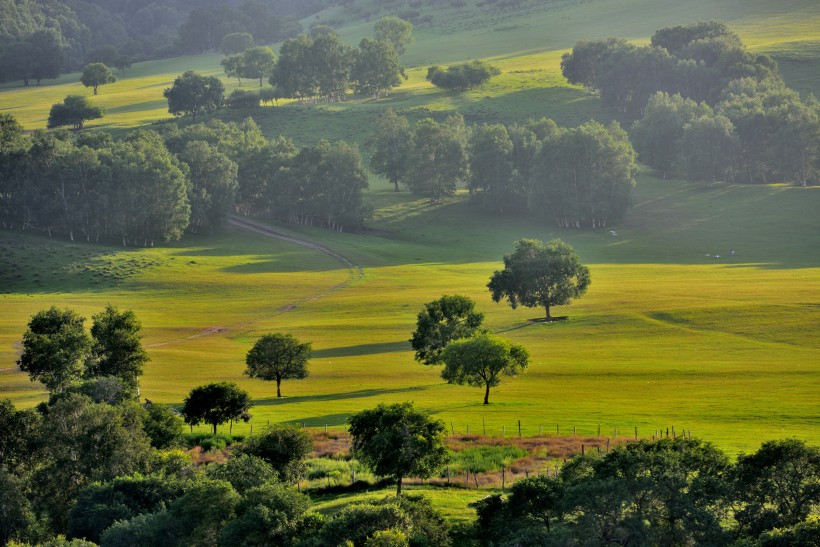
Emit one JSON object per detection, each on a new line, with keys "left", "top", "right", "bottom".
{"left": 2, "top": 175, "right": 818, "bottom": 456}
{"left": 0, "top": 0, "right": 818, "bottom": 460}
{"left": 1, "top": 0, "right": 818, "bottom": 141}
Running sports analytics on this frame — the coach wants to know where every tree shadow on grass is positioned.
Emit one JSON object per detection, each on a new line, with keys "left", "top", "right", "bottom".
{"left": 254, "top": 386, "right": 424, "bottom": 406}
{"left": 311, "top": 340, "right": 410, "bottom": 358}
{"left": 281, "top": 413, "right": 352, "bottom": 427}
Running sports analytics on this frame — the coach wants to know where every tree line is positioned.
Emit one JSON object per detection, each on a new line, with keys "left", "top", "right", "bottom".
{"left": 370, "top": 109, "right": 637, "bottom": 228}
{"left": 0, "top": 114, "right": 370, "bottom": 244}
{"left": 563, "top": 21, "right": 820, "bottom": 186}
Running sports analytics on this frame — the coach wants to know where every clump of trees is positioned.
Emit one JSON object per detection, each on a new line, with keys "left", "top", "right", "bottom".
{"left": 370, "top": 111, "right": 637, "bottom": 226}
{"left": 426, "top": 60, "right": 501, "bottom": 91}
{"left": 163, "top": 71, "right": 225, "bottom": 120}
{"left": 47, "top": 95, "right": 104, "bottom": 130}
{"left": 0, "top": 115, "right": 370, "bottom": 243}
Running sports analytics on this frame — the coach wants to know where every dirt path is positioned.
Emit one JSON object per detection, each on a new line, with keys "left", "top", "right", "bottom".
{"left": 147, "top": 216, "right": 363, "bottom": 348}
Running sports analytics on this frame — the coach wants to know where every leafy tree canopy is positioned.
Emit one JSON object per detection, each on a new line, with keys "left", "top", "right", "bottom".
{"left": 410, "top": 294, "right": 484, "bottom": 365}
{"left": 181, "top": 382, "right": 252, "bottom": 435}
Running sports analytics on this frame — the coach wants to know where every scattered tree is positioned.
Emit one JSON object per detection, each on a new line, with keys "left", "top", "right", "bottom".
{"left": 18, "top": 306, "right": 92, "bottom": 393}
{"left": 348, "top": 402, "right": 449, "bottom": 495}
{"left": 239, "top": 425, "right": 313, "bottom": 482}
{"left": 47, "top": 95, "right": 104, "bottom": 130}
{"left": 220, "top": 32, "right": 254, "bottom": 56}
{"left": 181, "top": 382, "right": 252, "bottom": 435}
{"left": 369, "top": 109, "right": 412, "bottom": 192}
{"left": 163, "top": 71, "right": 225, "bottom": 120}
{"left": 245, "top": 333, "right": 311, "bottom": 398}
{"left": 87, "top": 305, "right": 149, "bottom": 397}
{"left": 441, "top": 333, "right": 529, "bottom": 404}
{"left": 426, "top": 60, "right": 500, "bottom": 91}
{"left": 80, "top": 63, "right": 116, "bottom": 95}
{"left": 488, "top": 238, "right": 591, "bottom": 320}
{"left": 374, "top": 17, "right": 414, "bottom": 55}
{"left": 113, "top": 55, "right": 132, "bottom": 79}
{"left": 410, "top": 294, "right": 484, "bottom": 365}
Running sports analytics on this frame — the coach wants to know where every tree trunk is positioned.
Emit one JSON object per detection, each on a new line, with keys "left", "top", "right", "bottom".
{"left": 396, "top": 475, "right": 403, "bottom": 496}
{"left": 212, "top": 423, "right": 217, "bottom": 435}
{"left": 545, "top": 304, "right": 552, "bottom": 321}
{"left": 483, "top": 383, "right": 490, "bottom": 405}
{"left": 276, "top": 378, "right": 282, "bottom": 398}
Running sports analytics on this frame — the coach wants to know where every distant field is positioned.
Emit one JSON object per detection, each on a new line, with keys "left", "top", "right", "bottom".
{"left": 2, "top": 175, "right": 818, "bottom": 456}
{"left": 1, "top": 0, "right": 818, "bottom": 141}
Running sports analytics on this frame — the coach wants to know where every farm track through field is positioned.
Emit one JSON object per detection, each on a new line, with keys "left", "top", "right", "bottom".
{"left": 147, "top": 215, "right": 363, "bottom": 348}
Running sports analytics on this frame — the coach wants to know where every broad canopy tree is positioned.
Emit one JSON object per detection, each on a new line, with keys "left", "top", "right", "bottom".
{"left": 81, "top": 63, "right": 116, "bottom": 95}
{"left": 374, "top": 16, "right": 414, "bottom": 55}
{"left": 440, "top": 333, "right": 529, "bottom": 404}
{"left": 181, "top": 382, "right": 252, "bottom": 435}
{"left": 164, "top": 71, "right": 225, "bottom": 120}
{"left": 369, "top": 108, "right": 412, "bottom": 192}
{"left": 348, "top": 402, "right": 449, "bottom": 495}
{"left": 47, "top": 95, "right": 104, "bottom": 130}
{"left": 87, "top": 305, "right": 149, "bottom": 397}
{"left": 245, "top": 333, "right": 311, "bottom": 398}
{"left": 488, "top": 238, "right": 591, "bottom": 321}
{"left": 410, "top": 294, "right": 484, "bottom": 365}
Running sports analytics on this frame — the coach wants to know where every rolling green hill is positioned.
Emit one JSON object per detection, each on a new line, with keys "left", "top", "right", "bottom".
{"left": 0, "top": 0, "right": 819, "bottom": 458}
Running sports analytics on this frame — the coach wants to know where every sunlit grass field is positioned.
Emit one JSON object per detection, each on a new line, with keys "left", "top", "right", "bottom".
{"left": 0, "top": 0, "right": 818, "bottom": 462}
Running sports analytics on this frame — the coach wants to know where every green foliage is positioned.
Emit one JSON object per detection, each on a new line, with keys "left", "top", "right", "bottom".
{"left": 143, "top": 403, "right": 185, "bottom": 449}
{"left": 177, "top": 140, "right": 239, "bottom": 233}
{"left": 0, "top": 399, "right": 40, "bottom": 472}
{"left": 0, "top": 468, "right": 37, "bottom": 546}
{"left": 205, "top": 454, "right": 278, "bottom": 494}
{"left": 245, "top": 333, "right": 311, "bottom": 398}
{"left": 352, "top": 38, "right": 405, "bottom": 98}
{"left": 441, "top": 333, "right": 528, "bottom": 405}
{"left": 181, "top": 382, "right": 252, "bottom": 436}
{"left": 220, "top": 32, "right": 254, "bottom": 56}
{"left": 410, "top": 295, "right": 484, "bottom": 365}
{"left": 18, "top": 307, "right": 91, "bottom": 393}
{"left": 348, "top": 402, "right": 449, "bottom": 495}
{"left": 426, "top": 60, "right": 500, "bottom": 91}
{"left": 227, "top": 89, "right": 260, "bottom": 109}
{"left": 273, "top": 33, "right": 353, "bottom": 100}
{"left": 219, "top": 481, "right": 312, "bottom": 546}
{"left": 80, "top": 63, "right": 116, "bottom": 95}
{"left": 449, "top": 445, "right": 529, "bottom": 475}
{"left": 488, "top": 238, "right": 591, "bottom": 320}
{"left": 467, "top": 124, "right": 517, "bottom": 213}
{"left": 87, "top": 305, "right": 149, "bottom": 396}
{"left": 405, "top": 115, "right": 468, "bottom": 202}
{"left": 239, "top": 425, "right": 313, "bottom": 483}
{"left": 47, "top": 95, "right": 104, "bottom": 130}
{"left": 374, "top": 17, "right": 414, "bottom": 56}
{"left": 368, "top": 109, "right": 412, "bottom": 192}
{"left": 756, "top": 517, "right": 820, "bottom": 547}
{"left": 163, "top": 71, "right": 225, "bottom": 120}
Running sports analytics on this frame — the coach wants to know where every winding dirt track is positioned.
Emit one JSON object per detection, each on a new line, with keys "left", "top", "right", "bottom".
{"left": 147, "top": 215, "right": 363, "bottom": 348}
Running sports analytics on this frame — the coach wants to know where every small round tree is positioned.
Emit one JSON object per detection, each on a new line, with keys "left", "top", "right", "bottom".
{"left": 47, "top": 95, "right": 104, "bottom": 130}
{"left": 441, "top": 333, "right": 529, "bottom": 404}
{"left": 410, "top": 294, "right": 484, "bottom": 365}
{"left": 239, "top": 425, "right": 313, "bottom": 483}
{"left": 81, "top": 63, "right": 116, "bottom": 94}
{"left": 348, "top": 402, "right": 449, "bottom": 495}
{"left": 488, "top": 238, "right": 591, "bottom": 321}
{"left": 181, "top": 382, "right": 252, "bottom": 435}
{"left": 245, "top": 333, "right": 311, "bottom": 398}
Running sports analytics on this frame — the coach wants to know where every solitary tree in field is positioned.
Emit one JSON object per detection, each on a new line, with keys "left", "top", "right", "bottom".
{"left": 348, "top": 402, "right": 448, "bottom": 495}
{"left": 488, "top": 238, "right": 590, "bottom": 321}
{"left": 410, "top": 294, "right": 484, "bottom": 365}
{"left": 18, "top": 307, "right": 92, "bottom": 393}
{"left": 47, "top": 95, "right": 104, "bottom": 130}
{"left": 181, "top": 382, "right": 252, "bottom": 434}
{"left": 441, "top": 333, "right": 528, "bottom": 404}
{"left": 245, "top": 333, "right": 311, "bottom": 398}
{"left": 81, "top": 63, "right": 116, "bottom": 94}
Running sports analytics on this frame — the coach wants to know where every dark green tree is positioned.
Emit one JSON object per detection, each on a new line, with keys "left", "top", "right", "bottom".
{"left": 440, "top": 333, "right": 529, "bottom": 405}
{"left": 25, "top": 29, "right": 64, "bottom": 86}
{"left": 406, "top": 115, "right": 468, "bottom": 202}
{"left": 18, "top": 306, "right": 92, "bottom": 393}
{"left": 113, "top": 55, "right": 132, "bottom": 79}
{"left": 426, "top": 60, "right": 500, "bottom": 91}
{"left": 348, "top": 402, "right": 449, "bottom": 495}
{"left": 245, "top": 333, "right": 311, "bottom": 398}
{"left": 181, "top": 382, "right": 252, "bottom": 435}
{"left": 47, "top": 95, "right": 104, "bottom": 130}
{"left": 220, "top": 481, "right": 313, "bottom": 546}
{"left": 142, "top": 402, "right": 185, "bottom": 449}
{"left": 87, "top": 305, "right": 149, "bottom": 397}
{"left": 80, "top": 63, "right": 116, "bottom": 95}
{"left": 410, "top": 294, "right": 484, "bottom": 365}
{"left": 239, "top": 425, "right": 313, "bottom": 483}
{"left": 352, "top": 38, "right": 404, "bottom": 98}
{"left": 488, "top": 238, "right": 591, "bottom": 321}
{"left": 0, "top": 399, "right": 40, "bottom": 473}
{"left": 205, "top": 454, "right": 277, "bottom": 494}
{"left": 468, "top": 123, "right": 517, "bottom": 212}
{"left": 220, "top": 32, "right": 254, "bottom": 56}
{"left": 374, "top": 16, "right": 414, "bottom": 55}
{"left": 0, "top": 469, "right": 37, "bottom": 545}
{"left": 680, "top": 113, "right": 739, "bottom": 182}
{"left": 238, "top": 46, "right": 277, "bottom": 87}
{"left": 369, "top": 108, "right": 412, "bottom": 192}
{"left": 163, "top": 71, "right": 225, "bottom": 120}
{"left": 178, "top": 140, "right": 239, "bottom": 233}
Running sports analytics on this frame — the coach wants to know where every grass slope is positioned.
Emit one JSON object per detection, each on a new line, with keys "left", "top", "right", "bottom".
{"left": 1, "top": 176, "right": 818, "bottom": 456}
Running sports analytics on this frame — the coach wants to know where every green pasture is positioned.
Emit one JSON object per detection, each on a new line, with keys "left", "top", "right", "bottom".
{"left": 2, "top": 0, "right": 819, "bottom": 139}
{"left": 1, "top": 175, "right": 818, "bottom": 457}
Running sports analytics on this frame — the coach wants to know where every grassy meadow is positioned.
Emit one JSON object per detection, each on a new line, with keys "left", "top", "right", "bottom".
{"left": 1, "top": 0, "right": 819, "bottom": 468}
